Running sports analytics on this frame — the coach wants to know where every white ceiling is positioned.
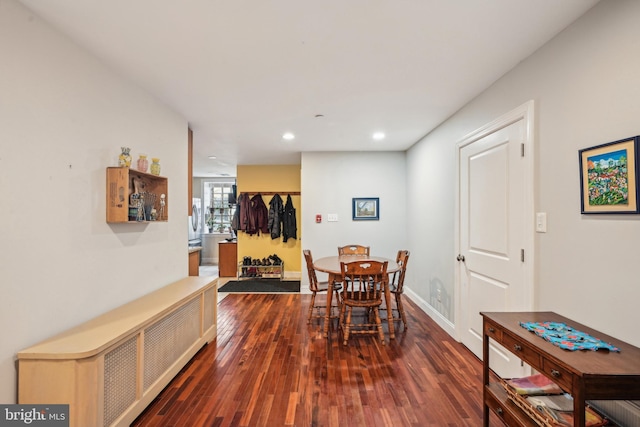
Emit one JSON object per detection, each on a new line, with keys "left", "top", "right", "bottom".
{"left": 19, "top": 0, "right": 598, "bottom": 177}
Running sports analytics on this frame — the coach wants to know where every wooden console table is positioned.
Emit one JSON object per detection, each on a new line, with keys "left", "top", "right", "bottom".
{"left": 482, "top": 311, "right": 640, "bottom": 427}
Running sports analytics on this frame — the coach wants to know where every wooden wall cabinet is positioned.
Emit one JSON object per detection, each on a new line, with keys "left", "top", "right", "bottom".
{"left": 481, "top": 311, "right": 640, "bottom": 427}
{"left": 106, "top": 167, "right": 168, "bottom": 223}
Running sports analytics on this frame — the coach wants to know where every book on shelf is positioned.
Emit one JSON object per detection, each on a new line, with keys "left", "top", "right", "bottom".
{"left": 504, "top": 373, "right": 563, "bottom": 395}
{"left": 503, "top": 375, "right": 610, "bottom": 426}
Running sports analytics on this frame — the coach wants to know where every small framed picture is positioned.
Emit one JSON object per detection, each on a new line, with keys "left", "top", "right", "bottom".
{"left": 352, "top": 197, "right": 379, "bottom": 220}
{"left": 579, "top": 136, "right": 640, "bottom": 214}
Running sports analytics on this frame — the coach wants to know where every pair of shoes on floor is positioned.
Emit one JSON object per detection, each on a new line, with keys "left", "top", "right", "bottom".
{"left": 242, "top": 254, "right": 283, "bottom": 266}
{"left": 241, "top": 266, "right": 259, "bottom": 277}
{"left": 268, "top": 254, "right": 282, "bottom": 265}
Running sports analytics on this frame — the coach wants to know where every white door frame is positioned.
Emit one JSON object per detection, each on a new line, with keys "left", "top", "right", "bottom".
{"left": 454, "top": 100, "right": 536, "bottom": 342}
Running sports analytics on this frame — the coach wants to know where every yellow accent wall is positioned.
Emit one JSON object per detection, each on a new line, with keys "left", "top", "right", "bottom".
{"left": 236, "top": 165, "right": 301, "bottom": 274}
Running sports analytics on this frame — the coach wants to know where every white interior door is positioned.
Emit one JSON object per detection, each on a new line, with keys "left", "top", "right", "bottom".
{"left": 456, "top": 101, "right": 534, "bottom": 379}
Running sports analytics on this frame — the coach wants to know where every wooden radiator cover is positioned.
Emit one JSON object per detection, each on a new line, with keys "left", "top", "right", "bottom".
{"left": 17, "top": 277, "right": 218, "bottom": 427}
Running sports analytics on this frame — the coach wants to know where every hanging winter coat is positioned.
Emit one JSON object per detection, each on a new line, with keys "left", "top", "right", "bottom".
{"left": 237, "top": 193, "right": 250, "bottom": 232}
{"left": 282, "top": 194, "right": 297, "bottom": 242}
{"left": 246, "top": 194, "right": 269, "bottom": 236}
{"left": 268, "top": 194, "right": 284, "bottom": 239}
{"left": 231, "top": 194, "right": 241, "bottom": 232}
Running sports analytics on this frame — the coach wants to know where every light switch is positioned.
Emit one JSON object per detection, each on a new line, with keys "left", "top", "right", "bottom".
{"left": 536, "top": 212, "right": 547, "bottom": 233}
{"left": 327, "top": 214, "right": 338, "bottom": 222}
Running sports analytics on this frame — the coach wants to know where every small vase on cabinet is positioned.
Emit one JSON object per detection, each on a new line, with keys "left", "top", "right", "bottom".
{"left": 137, "top": 154, "right": 148, "bottom": 172}
{"left": 119, "top": 147, "right": 132, "bottom": 168}
{"left": 150, "top": 158, "right": 161, "bottom": 176}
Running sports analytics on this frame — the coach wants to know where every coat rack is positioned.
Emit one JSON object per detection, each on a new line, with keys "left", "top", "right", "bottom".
{"left": 241, "top": 191, "right": 301, "bottom": 196}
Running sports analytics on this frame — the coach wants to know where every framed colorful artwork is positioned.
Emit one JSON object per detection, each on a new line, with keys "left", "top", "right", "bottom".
{"left": 579, "top": 136, "right": 640, "bottom": 214}
{"left": 352, "top": 197, "right": 379, "bottom": 220}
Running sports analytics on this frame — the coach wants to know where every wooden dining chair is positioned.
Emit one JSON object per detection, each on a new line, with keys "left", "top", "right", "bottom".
{"left": 337, "top": 245, "right": 370, "bottom": 256}
{"left": 338, "top": 259, "right": 388, "bottom": 345}
{"left": 303, "top": 249, "right": 342, "bottom": 324}
{"left": 387, "top": 250, "right": 410, "bottom": 329}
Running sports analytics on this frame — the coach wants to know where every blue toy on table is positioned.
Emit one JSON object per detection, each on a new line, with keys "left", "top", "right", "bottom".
{"left": 520, "top": 321, "right": 620, "bottom": 352}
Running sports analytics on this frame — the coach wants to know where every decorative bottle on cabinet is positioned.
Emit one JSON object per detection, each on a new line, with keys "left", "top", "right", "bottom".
{"left": 136, "top": 154, "right": 148, "bottom": 172}
{"left": 119, "top": 147, "right": 132, "bottom": 167}
{"left": 150, "top": 158, "right": 161, "bottom": 176}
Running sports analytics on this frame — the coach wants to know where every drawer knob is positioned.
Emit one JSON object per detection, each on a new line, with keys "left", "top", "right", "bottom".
{"left": 514, "top": 344, "right": 522, "bottom": 351}
{"left": 488, "top": 327, "right": 495, "bottom": 333}
{"left": 496, "top": 407, "right": 503, "bottom": 416}
{"left": 551, "top": 369, "right": 561, "bottom": 378}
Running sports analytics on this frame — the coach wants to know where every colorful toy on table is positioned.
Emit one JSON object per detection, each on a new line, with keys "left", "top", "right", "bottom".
{"left": 520, "top": 321, "right": 620, "bottom": 352}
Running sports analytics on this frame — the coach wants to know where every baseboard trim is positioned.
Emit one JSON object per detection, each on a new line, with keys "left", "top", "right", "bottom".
{"left": 405, "top": 287, "right": 456, "bottom": 338}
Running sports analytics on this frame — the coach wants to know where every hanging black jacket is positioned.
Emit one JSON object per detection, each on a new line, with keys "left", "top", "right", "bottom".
{"left": 282, "top": 195, "right": 297, "bottom": 242}
{"left": 268, "top": 194, "right": 284, "bottom": 239}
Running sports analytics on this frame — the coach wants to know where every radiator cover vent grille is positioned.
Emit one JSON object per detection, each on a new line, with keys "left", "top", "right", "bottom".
{"left": 104, "top": 335, "right": 138, "bottom": 427}
{"left": 204, "top": 287, "right": 215, "bottom": 331}
{"left": 143, "top": 297, "right": 200, "bottom": 391}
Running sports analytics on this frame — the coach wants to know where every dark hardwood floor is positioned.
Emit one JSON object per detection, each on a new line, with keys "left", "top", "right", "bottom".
{"left": 132, "top": 293, "right": 488, "bottom": 427}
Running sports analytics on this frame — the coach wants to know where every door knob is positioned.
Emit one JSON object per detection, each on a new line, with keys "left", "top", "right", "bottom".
{"left": 456, "top": 254, "right": 465, "bottom": 262}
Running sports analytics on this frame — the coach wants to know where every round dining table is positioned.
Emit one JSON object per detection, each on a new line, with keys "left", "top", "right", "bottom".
{"left": 313, "top": 255, "right": 400, "bottom": 339}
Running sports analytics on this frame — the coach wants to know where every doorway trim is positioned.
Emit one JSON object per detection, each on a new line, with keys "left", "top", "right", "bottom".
{"left": 454, "top": 100, "right": 536, "bottom": 342}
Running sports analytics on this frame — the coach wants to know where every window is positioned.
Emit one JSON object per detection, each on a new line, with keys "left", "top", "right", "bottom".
{"left": 202, "top": 181, "right": 236, "bottom": 233}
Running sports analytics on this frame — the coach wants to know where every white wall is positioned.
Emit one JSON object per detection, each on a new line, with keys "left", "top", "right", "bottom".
{"left": 300, "top": 152, "right": 407, "bottom": 286}
{"left": 405, "top": 129, "right": 457, "bottom": 328}
{"left": 407, "top": 0, "right": 640, "bottom": 347}
{"left": 0, "top": 1, "right": 188, "bottom": 403}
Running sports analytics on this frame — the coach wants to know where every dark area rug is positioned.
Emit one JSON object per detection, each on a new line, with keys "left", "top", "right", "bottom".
{"left": 218, "top": 279, "right": 300, "bottom": 293}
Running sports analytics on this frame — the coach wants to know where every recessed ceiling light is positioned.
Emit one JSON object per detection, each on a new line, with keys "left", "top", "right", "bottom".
{"left": 208, "top": 155, "right": 217, "bottom": 160}
{"left": 282, "top": 132, "right": 295, "bottom": 140}
{"left": 373, "top": 132, "right": 386, "bottom": 141}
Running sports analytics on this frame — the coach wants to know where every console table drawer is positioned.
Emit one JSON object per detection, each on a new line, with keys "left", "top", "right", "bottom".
{"left": 542, "top": 358, "right": 574, "bottom": 391}
{"left": 502, "top": 333, "right": 541, "bottom": 368}
{"left": 484, "top": 320, "right": 503, "bottom": 342}
{"left": 485, "top": 386, "right": 512, "bottom": 425}
{"left": 485, "top": 384, "right": 539, "bottom": 427}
